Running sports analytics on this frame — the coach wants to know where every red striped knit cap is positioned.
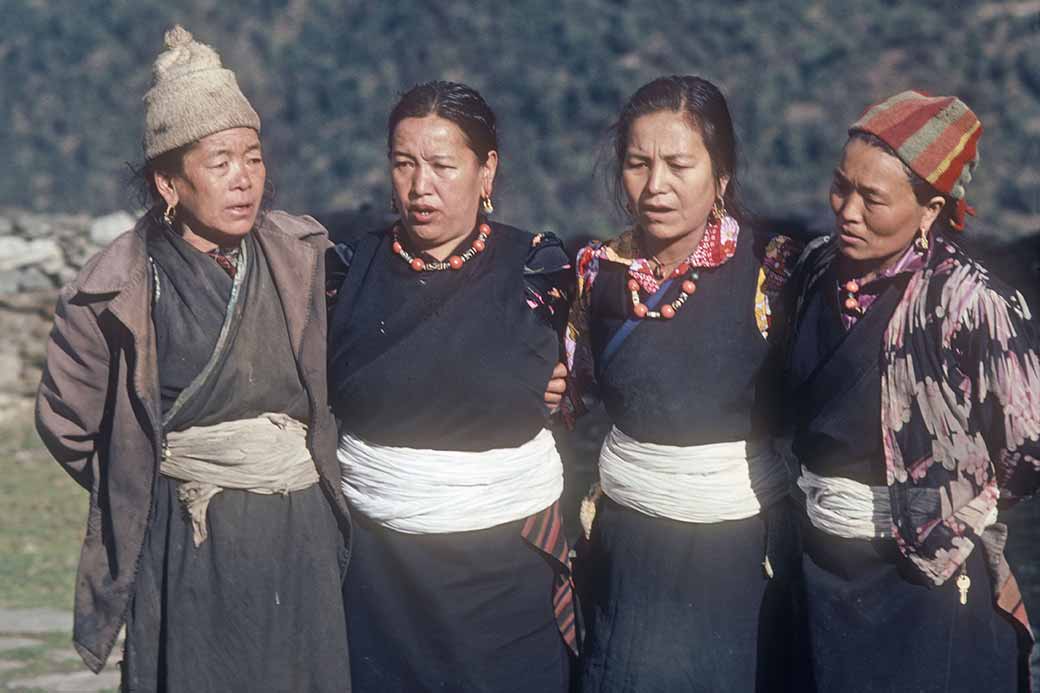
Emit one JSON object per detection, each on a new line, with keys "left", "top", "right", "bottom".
{"left": 849, "top": 90, "right": 982, "bottom": 231}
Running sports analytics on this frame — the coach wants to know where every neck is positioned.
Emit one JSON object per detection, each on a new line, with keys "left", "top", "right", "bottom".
{"left": 836, "top": 239, "right": 915, "bottom": 280}
{"left": 176, "top": 221, "right": 244, "bottom": 254}
{"left": 402, "top": 219, "right": 477, "bottom": 262}
{"left": 638, "top": 223, "right": 706, "bottom": 270}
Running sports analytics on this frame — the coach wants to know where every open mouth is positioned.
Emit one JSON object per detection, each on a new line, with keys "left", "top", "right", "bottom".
{"left": 409, "top": 206, "right": 437, "bottom": 224}
{"left": 226, "top": 203, "right": 255, "bottom": 218}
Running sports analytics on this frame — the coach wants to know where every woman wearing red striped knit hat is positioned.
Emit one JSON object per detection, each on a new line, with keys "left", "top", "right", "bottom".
{"left": 778, "top": 91, "right": 1039, "bottom": 691}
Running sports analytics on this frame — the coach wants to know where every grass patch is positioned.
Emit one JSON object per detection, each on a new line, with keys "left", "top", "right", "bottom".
{"left": 0, "top": 418, "right": 86, "bottom": 611}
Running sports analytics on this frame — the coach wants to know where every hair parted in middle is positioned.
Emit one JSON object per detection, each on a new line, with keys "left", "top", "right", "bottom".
{"left": 387, "top": 81, "right": 498, "bottom": 164}
{"left": 609, "top": 75, "right": 745, "bottom": 223}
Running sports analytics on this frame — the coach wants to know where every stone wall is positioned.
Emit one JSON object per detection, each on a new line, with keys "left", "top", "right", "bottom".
{"left": 0, "top": 208, "right": 136, "bottom": 426}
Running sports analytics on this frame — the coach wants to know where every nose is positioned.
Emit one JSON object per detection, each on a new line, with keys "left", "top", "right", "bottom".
{"left": 409, "top": 164, "right": 432, "bottom": 198}
{"left": 646, "top": 161, "right": 667, "bottom": 196}
{"left": 833, "top": 189, "right": 863, "bottom": 225}
{"left": 230, "top": 161, "right": 253, "bottom": 191}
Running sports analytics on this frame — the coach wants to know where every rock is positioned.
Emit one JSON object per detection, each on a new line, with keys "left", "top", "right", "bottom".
{"left": 0, "top": 659, "right": 23, "bottom": 672}
{"left": 13, "top": 266, "right": 54, "bottom": 292}
{"left": 0, "top": 236, "right": 62, "bottom": 272}
{"left": 13, "top": 212, "right": 54, "bottom": 239}
{"left": 89, "top": 210, "right": 135, "bottom": 246}
{"left": 0, "top": 608, "right": 73, "bottom": 634}
{"left": 0, "top": 271, "right": 18, "bottom": 295}
{"left": 0, "top": 351, "right": 20, "bottom": 392}
{"left": 7, "top": 670, "right": 121, "bottom": 692}
{"left": 0, "top": 637, "right": 41, "bottom": 652}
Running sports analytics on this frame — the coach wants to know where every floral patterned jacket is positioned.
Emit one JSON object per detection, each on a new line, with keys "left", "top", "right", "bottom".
{"left": 789, "top": 232, "right": 1040, "bottom": 632}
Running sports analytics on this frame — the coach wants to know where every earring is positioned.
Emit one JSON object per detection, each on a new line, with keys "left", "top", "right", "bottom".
{"left": 481, "top": 196, "right": 494, "bottom": 214}
{"left": 163, "top": 203, "right": 176, "bottom": 227}
{"left": 915, "top": 227, "right": 929, "bottom": 252}
{"left": 710, "top": 196, "right": 727, "bottom": 225}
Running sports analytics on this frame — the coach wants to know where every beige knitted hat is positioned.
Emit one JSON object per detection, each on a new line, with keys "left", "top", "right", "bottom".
{"left": 143, "top": 25, "right": 261, "bottom": 160}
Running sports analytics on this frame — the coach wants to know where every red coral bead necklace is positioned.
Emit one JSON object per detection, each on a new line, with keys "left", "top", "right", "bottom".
{"left": 629, "top": 270, "right": 700, "bottom": 320}
{"left": 391, "top": 222, "right": 491, "bottom": 272}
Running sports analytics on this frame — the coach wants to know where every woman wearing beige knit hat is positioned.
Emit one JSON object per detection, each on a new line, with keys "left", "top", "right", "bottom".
{"left": 778, "top": 91, "right": 1039, "bottom": 691}
{"left": 36, "top": 25, "right": 352, "bottom": 690}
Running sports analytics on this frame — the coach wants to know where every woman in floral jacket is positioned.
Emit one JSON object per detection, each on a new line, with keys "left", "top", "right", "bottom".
{"left": 783, "top": 90, "right": 1039, "bottom": 691}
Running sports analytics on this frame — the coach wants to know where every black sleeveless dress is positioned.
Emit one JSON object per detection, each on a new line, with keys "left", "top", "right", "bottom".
{"left": 787, "top": 256, "right": 1025, "bottom": 692}
{"left": 575, "top": 226, "right": 802, "bottom": 692}
{"left": 327, "top": 221, "right": 574, "bottom": 692}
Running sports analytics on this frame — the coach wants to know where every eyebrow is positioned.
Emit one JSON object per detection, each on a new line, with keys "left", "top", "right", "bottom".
{"left": 833, "top": 169, "right": 885, "bottom": 197}
{"left": 625, "top": 149, "right": 695, "bottom": 162}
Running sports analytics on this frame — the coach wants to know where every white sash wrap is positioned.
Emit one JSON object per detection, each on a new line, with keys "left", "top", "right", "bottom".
{"left": 797, "top": 465, "right": 998, "bottom": 540}
{"left": 161, "top": 412, "right": 319, "bottom": 546}
{"left": 338, "top": 428, "right": 564, "bottom": 534}
{"left": 599, "top": 426, "right": 786, "bottom": 523}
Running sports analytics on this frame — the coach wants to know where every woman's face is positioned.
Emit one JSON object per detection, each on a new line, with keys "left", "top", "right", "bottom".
{"left": 155, "top": 127, "right": 266, "bottom": 246}
{"left": 830, "top": 137, "right": 943, "bottom": 270}
{"left": 622, "top": 110, "right": 726, "bottom": 245}
{"left": 390, "top": 115, "right": 497, "bottom": 253}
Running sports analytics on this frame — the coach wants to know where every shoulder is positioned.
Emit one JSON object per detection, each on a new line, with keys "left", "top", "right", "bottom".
{"left": 261, "top": 210, "right": 330, "bottom": 248}
{"left": 525, "top": 231, "right": 570, "bottom": 274}
{"left": 71, "top": 215, "right": 150, "bottom": 297}
{"left": 326, "top": 228, "right": 386, "bottom": 274}
{"left": 925, "top": 236, "right": 1033, "bottom": 324}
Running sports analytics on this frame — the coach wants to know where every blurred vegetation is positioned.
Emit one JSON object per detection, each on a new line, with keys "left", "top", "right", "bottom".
{"left": 2, "top": 0, "right": 1038, "bottom": 240}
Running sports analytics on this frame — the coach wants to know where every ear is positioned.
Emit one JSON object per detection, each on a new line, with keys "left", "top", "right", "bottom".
{"left": 717, "top": 174, "right": 731, "bottom": 200}
{"left": 480, "top": 150, "right": 499, "bottom": 199}
{"left": 153, "top": 170, "right": 180, "bottom": 209}
{"left": 920, "top": 195, "right": 946, "bottom": 233}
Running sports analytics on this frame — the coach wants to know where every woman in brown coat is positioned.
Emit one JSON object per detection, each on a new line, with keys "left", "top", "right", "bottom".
{"left": 35, "top": 26, "right": 351, "bottom": 691}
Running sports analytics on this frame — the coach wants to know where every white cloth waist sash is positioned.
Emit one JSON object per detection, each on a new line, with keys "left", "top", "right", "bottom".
{"left": 797, "top": 466, "right": 998, "bottom": 540}
{"left": 598, "top": 426, "right": 787, "bottom": 523}
{"left": 338, "top": 428, "right": 564, "bottom": 534}
{"left": 160, "top": 412, "right": 319, "bottom": 545}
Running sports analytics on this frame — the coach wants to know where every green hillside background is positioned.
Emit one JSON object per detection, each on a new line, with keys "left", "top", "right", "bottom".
{"left": 3, "top": 0, "right": 1039, "bottom": 240}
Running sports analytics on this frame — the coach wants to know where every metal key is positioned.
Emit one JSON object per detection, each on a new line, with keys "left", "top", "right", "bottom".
{"left": 956, "top": 572, "right": 971, "bottom": 605}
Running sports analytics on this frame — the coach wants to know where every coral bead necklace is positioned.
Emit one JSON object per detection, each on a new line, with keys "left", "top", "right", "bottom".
{"left": 391, "top": 222, "right": 491, "bottom": 272}
{"left": 629, "top": 270, "right": 700, "bottom": 320}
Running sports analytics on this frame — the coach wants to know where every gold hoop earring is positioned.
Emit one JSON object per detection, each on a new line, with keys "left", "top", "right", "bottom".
{"left": 915, "top": 227, "right": 929, "bottom": 252}
{"left": 163, "top": 203, "right": 176, "bottom": 226}
{"left": 481, "top": 196, "right": 494, "bottom": 214}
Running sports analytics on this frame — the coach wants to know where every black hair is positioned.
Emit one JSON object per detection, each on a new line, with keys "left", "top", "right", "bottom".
{"left": 387, "top": 81, "right": 497, "bottom": 163}
{"left": 609, "top": 75, "right": 746, "bottom": 223}
{"left": 847, "top": 131, "right": 955, "bottom": 232}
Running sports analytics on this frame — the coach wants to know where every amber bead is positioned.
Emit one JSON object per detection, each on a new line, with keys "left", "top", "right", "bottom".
{"left": 479, "top": 223, "right": 492, "bottom": 236}
{"left": 392, "top": 240, "right": 403, "bottom": 255}
{"left": 844, "top": 297, "right": 859, "bottom": 311}
{"left": 844, "top": 280, "right": 860, "bottom": 293}
{"left": 449, "top": 255, "right": 464, "bottom": 270}
{"left": 633, "top": 303, "right": 648, "bottom": 318}
{"left": 410, "top": 258, "right": 426, "bottom": 272}
{"left": 661, "top": 304, "right": 676, "bottom": 319}
{"left": 627, "top": 279, "right": 640, "bottom": 292}
{"left": 473, "top": 239, "right": 486, "bottom": 253}
{"left": 681, "top": 280, "right": 697, "bottom": 294}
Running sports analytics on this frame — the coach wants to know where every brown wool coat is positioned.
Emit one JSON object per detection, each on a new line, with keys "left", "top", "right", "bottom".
{"left": 34, "top": 210, "right": 350, "bottom": 673}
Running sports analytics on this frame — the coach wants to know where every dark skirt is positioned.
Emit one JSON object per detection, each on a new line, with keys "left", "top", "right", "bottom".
{"left": 801, "top": 519, "right": 1028, "bottom": 692}
{"left": 345, "top": 511, "right": 571, "bottom": 692}
{"left": 577, "top": 497, "right": 803, "bottom": 692}
{"left": 122, "top": 476, "right": 351, "bottom": 693}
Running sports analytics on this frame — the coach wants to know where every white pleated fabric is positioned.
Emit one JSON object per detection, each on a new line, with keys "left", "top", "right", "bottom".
{"left": 797, "top": 466, "right": 998, "bottom": 540}
{"left": 338, "top": 428, "right": 564, "bottom": 534}
{"left": 598, "top": 426, "right": 787, "bottom": 523}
